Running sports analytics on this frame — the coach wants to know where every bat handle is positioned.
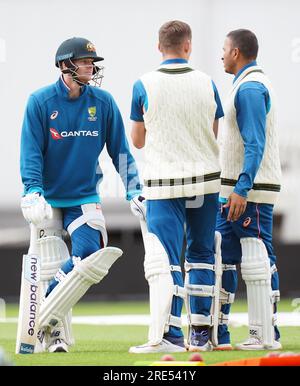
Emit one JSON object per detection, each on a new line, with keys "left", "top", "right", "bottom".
{"left": 28, "top": 223, "right": 38, "bottom": 255}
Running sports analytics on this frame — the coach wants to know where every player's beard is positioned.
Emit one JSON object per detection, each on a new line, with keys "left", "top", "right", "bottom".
{"left": 223, "top": 62, "right": 235, "bottom": 75}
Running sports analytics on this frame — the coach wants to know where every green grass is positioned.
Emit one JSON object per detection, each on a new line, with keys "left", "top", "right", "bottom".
{"left": 1, "top": 300, "right": 300, "bottom": 366}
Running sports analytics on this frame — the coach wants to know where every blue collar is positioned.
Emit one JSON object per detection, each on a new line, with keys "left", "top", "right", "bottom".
{"left": 57, "top": 76, "right": 87, "bottom": 100}
{"left": 161, "top": 58, "right": 188, "bottom": 65}
{"left": 234, "top": 60, "right": 257, "bottom": 83}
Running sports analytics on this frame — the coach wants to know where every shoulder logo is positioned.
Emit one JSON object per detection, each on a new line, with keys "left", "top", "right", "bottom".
{"left": 50, "top": 128, "right": 62, "bottom": 140}
{"left": 50, "top": 111, "right": 59, "bottom": 120}
{"left": 88, "top": 106, "right": 97, "bottom": 121}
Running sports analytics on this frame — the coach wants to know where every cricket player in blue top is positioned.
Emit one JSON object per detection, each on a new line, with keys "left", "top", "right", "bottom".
{"left": 19, "top": 37, "right": 145, "bottom": 353}
{"left": 129, "top": 21, "right": 224, "bottom": 353}
{"left": 216, "top": 29, "right": 282, "bottom": 351}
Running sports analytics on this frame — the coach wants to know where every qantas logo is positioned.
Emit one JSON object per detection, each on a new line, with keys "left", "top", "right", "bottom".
{"left": 50, "top": 128, "right": 62, "bottom": 140}
{"left": 50, "top": 128, "right": 99, "bottom": 140}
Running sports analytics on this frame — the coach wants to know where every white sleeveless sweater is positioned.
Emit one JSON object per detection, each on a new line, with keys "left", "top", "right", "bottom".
{"left": 140, "top": 63, "right": 221, "bottom": 199}
{"left": 220, "top": 66, "right": 281, "bottom": 204}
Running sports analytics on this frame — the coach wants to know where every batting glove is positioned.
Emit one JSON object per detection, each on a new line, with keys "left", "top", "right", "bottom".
{"left": 21, "top": 193, "right": 53, "bottom": 225}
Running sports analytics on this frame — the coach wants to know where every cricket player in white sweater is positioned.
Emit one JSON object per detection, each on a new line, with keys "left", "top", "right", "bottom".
{"left": 216, "top": 29, "right": 282, "bottom": 351}
{"left": 129, "top": 20, "right": 224, "bottom": 353}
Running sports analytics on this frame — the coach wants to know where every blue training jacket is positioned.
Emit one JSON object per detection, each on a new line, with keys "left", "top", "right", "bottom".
{"left": 20, "top": 77, "right": 142, "bottom": 207}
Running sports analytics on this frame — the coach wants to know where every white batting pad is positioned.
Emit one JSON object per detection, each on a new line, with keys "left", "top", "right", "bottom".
{"left": 36, "top": 236, "right": 73, "bottom": 347}
{"left": 38, "top": 247, "right": 123, "bottom": 328}
{"left": 141, "top": 220, "right": 182, "bottom": 346}
{"left": 37, "top": 236, "right": 70, "bottom": 284}
{"left": 241, "top": 237, "right": 274, "bottom": 348}
{"left": 184, "top": 231, "right": 222, "bottom": 346}
{"left": 212, "top": 231, "right": 222, "bottom": 347}
{"left": 61, "top": 310, "right": 74, "bottom": 346}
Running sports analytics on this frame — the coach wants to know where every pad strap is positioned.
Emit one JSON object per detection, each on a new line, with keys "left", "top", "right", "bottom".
{"left": 219, "top": 312, "right": 229, "bottom": 325}
{"left": 222, "top": 264, "right": 236, "bottom": 271}
{"left": 185, "top": 284, "right": 215, "bottom": 297}
{"left": 67, "top": 212, "right": 107, "bottom": 246}
{"left": 185, "top": 262, "right": 215, "bottom": 272}
{"left": 167, "top": 315, "right": 182, "bottom": 329}
{"left": 219, "top": 312, "right": 229, "bottom": 326}
{"left": 272, "top": 290, "right": 280, "bottom": 303}
{"left": 219, "top": 288, "right": 235, "bottom": 304}
{"left": 174, "top": 285, "right": 186, "bottom": 299}
{"left": 170, "top": 265, "right": 182, "bottom": 272}
{"left": 271, "top": 265, "right": 278, "bottom": 275}
{"left": 189, "top": 314, "right": 214, "bottom": 326}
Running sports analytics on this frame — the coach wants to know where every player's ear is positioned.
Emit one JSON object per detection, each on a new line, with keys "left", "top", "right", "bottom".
{"left": 233, "top": 47, "right": 240, "bottom": 60}
{"left": 183, "top": 39, "right": 192, "bottom": 54}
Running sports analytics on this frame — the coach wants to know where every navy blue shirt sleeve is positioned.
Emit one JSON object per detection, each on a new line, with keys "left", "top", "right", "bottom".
{"left": 106, "top": 95, "right": 142, "bottom": 200}
{"left": 211, "top": 80, "right": 224, "bottom": 119}
{"left": 130, "top": 80, "right": 147, "bottom": 122}
{"left": 234, "top": 82, "right": 269, "bottom": 197}
{"left": 20, "top": 95, "right": 46, "bottom": 195}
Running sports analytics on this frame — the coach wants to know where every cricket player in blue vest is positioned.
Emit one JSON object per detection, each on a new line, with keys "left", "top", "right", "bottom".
{"left": 129, "top": 21, "right": 224, "bottom": 353}
{"left": 216, "top": 29, "right": 282, "bottom": 351}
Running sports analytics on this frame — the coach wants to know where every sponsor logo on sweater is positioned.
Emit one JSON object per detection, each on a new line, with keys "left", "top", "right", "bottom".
{"left": 50, "top": 128, "right": 62, "bottom": 140}
{"left": 50, "top": 111, "right": 59, "bottom": 120}
{"left": 50, "top": 128, "right": 98, "bottom": 139}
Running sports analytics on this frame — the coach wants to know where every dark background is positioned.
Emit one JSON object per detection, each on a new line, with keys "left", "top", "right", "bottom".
{"left": 1, "top": 226, "right": 299, "bottom": 302}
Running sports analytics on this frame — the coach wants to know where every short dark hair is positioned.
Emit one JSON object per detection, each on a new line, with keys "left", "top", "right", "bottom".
{"left": 227, "top": 29, "right": 259, "bottom": 60}
{"left": 159, "top": 20, "right": 192, "bottom": 51}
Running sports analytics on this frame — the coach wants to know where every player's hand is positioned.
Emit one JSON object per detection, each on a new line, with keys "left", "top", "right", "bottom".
{"left": 21, "top": 193, "right": 53, "bottom": 225}
{"left": 223, "top": 192, "right": 247, "bottom": 222}
{"left": 130, "top": 195, "right": 146, "bottom": 221}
